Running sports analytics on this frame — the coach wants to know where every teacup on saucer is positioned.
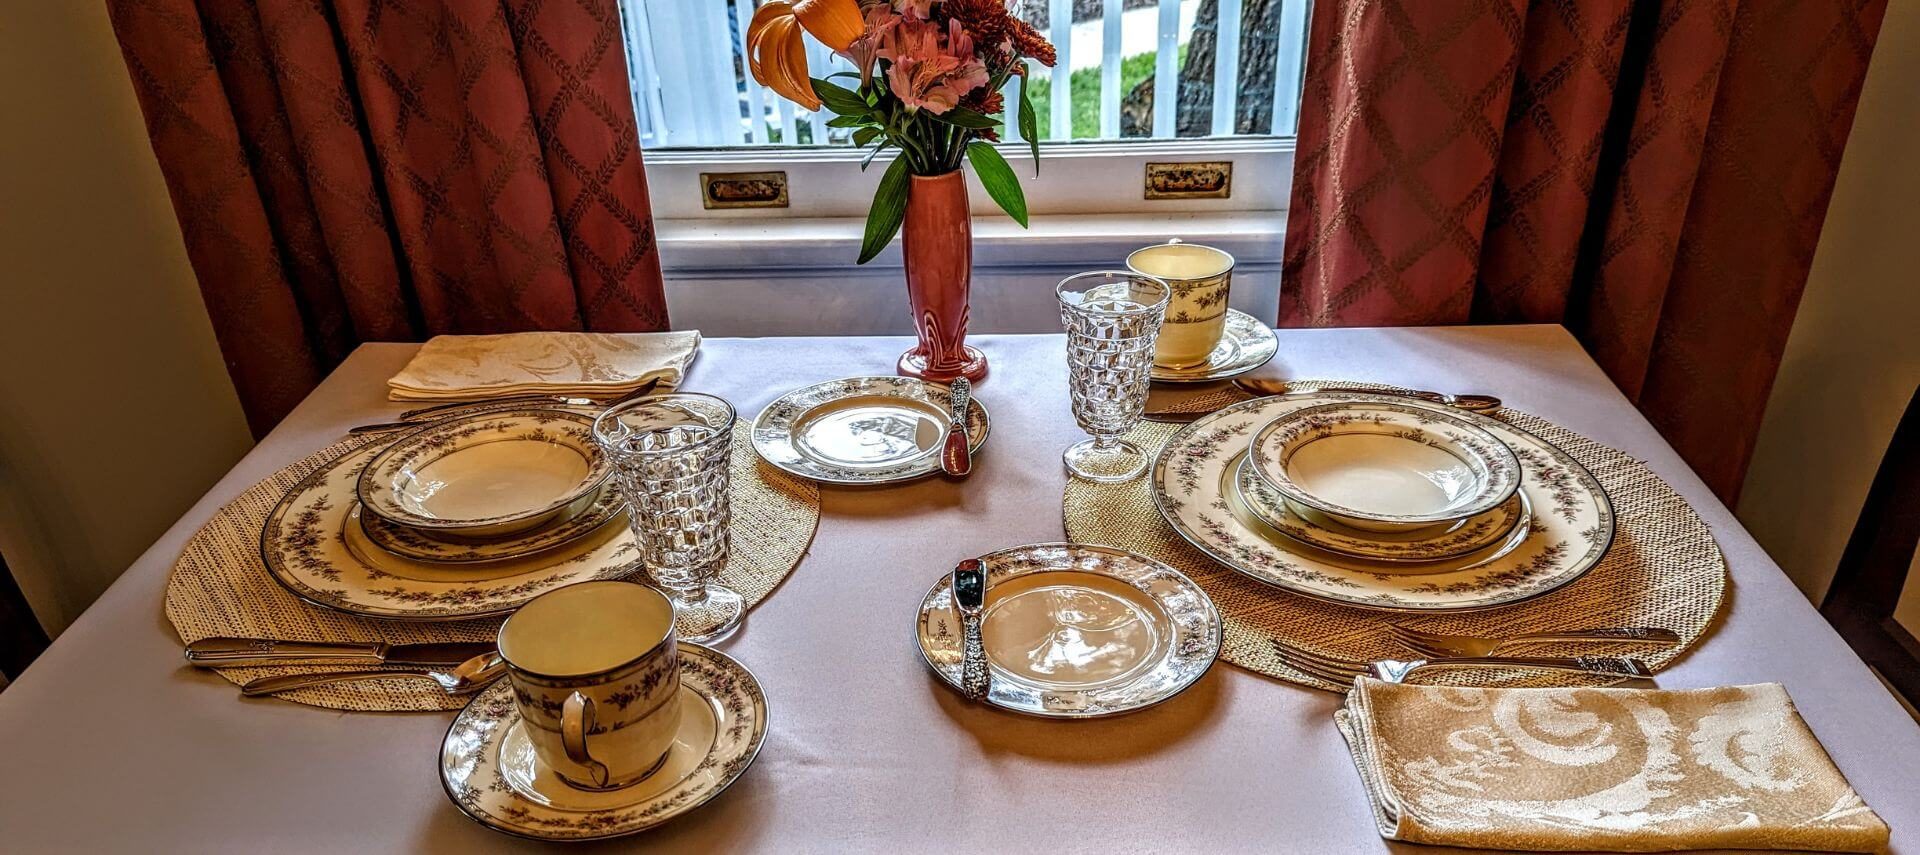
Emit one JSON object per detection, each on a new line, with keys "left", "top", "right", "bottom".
{"left": 439, "top": 643, "right": 767, "bottom": 842}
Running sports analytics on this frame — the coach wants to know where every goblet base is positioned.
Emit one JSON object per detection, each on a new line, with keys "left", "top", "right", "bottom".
{"left": 1064, "top": 438, "right": 1149, "bottom": 483}
{"left": 657, "top": 582, "right": 745, "bottom": 644}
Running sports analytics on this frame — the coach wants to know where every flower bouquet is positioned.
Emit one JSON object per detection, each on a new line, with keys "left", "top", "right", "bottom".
{"left": 748, "top": 0, "right": 1057, "bottom": 382}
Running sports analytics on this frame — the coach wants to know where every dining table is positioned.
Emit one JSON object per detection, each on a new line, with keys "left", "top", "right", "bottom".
{"left": 2, "top": 324, "right": 1916, "bottom": 854}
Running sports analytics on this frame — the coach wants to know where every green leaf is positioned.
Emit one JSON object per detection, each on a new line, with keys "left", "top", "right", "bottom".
{"left": 858, "top": 155, "right": 911, "bottom": 263}
{"left": 852, "top": 126, "right": 882, "bottom": 147}
{"left": 860, "top": 138, "right": 893, "bottom": 170}
{"left": 1017, "top": 68, "right": 1040, "bottom": 176}
{"left": 826, "top": 115, "right": 869, "bottom": 128}
{"left": 936, "top": 108, "right": 1003, "bottom": 129}
{"left": 811, "top": 77, "right": 872, "bottom": 117}
{"left": 966, "top": 141, "right": 1028, "bottom": 228}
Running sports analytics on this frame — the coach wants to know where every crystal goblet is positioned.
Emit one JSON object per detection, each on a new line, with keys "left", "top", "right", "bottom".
{"left": 1057, "top": 270, "right": 1172, "bottom": 483}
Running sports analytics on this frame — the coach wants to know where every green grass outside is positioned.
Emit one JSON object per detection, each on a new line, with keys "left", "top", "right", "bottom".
{"left": 1021, "top": 47, "right": 1181, "bottom": 140}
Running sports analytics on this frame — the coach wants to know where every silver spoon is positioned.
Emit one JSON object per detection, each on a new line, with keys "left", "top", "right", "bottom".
{"left": 1231, "top": 377, "right": 1501, "bottom": 412}
{"left": 238, "top": 652, "right": 506, "bottom": 698}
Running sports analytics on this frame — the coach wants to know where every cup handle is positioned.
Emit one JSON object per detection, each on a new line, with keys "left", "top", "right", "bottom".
{"left": 561, "top": 692, "right": 613, "bottom": 788}
{"left": 1166, "top": 237, "right": 1184, "bottom": 246}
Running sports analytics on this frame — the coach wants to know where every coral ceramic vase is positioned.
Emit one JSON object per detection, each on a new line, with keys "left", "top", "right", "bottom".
{"left": 897, "top": 170, "right": 989, "bottom": 383}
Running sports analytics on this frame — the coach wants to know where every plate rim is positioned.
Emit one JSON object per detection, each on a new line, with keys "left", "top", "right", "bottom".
{"left": 1150, "top": 392, "right": 1616, "bottom": 613}
{"left": 912, "top": 541, "right": 1223, "bottom": 718}
{"left": 436, "top": 642, "right": 770, "bottom": 843}
{"left": 751, "top": 375, "right": 991, "bottom": 485}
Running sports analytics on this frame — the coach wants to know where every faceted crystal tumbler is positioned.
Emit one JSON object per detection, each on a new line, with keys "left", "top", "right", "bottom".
{"left": 1057, "top": 271, "right": 1172, "bottom": 483}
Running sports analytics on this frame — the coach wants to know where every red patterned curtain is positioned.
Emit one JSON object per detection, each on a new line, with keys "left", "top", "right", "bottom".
{"left": 1281, "top": 0, "right": 1886, "bottom": 501}
{"left": 108, "top": 0, "right": 670, "bottom": 434}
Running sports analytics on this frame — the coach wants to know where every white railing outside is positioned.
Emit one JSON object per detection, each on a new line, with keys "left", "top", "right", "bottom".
{"left": 622, "top": 0, "right": 1308, "bottom": 149}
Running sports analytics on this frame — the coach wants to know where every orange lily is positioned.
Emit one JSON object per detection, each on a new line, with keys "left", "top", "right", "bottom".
{"left": 747, "top": 0, "right": 864, "bottom": 111}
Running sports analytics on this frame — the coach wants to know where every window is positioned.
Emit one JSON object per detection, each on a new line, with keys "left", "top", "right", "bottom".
{"left": 619, "top": 0, "right": 1310, "bottom": 220}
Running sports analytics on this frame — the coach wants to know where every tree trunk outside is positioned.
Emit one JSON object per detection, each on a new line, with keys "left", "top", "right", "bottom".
{"left": 1121, "top": 0, "right": 1284, "bottom": 137}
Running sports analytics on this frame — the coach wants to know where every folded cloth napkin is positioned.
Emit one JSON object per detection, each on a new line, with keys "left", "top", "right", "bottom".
{"left": 387, "top": 331, "right": 700, "bottom": 401}
{"left": 1334, "top": 678, "right": 1889, "bottom": 853}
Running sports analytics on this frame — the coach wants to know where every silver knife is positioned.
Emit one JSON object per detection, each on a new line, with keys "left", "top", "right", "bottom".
{"left": 940, "top": 378, "right": 972, "bottom": 477}
{"left": 184, "top": 638, "right": 496, "bottom": 668}
{"left": 952, "top": 558, "right": 990, "bottom": 702}
{"left": 394, "top": 378, "right": 661, "bottom": 422}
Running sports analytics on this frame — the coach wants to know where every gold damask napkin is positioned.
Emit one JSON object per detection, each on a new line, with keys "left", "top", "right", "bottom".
{"left": 387, "top": 331, "right": 700, "bottom": 401}
{"left": 1334, "top": 679, "right": 1889, "bottom": 852}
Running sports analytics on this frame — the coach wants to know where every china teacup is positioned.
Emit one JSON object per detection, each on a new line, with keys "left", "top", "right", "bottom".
{"left": 497, "top": 580, "right": 681, "bottom": 791}
{"left": 1126, "top": 239, "right": 1236, "bottom": 369}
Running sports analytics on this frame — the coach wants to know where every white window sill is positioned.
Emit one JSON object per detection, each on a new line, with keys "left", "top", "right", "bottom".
{"left": 656, "top": 210, "right": 1285, "bottom": 274}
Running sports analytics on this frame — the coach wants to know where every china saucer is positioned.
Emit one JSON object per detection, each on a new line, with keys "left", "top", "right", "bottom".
{"left": 915, "top": 543, "right": 1220, "bottom": 718}
{"left": 1234, "top": 458, "right": 1528, "bottom": 563}
{"left": 439, "top": 643, "right": 767, "bottom": 842}
{"left": 359, "top": 408, "right": 611, "bottom": 537}
{"left": 1149, "top": 310, "right": 1278, "bottom": 382}
{"left": 357, "top": 485, "right": 623, "bottom": 565}
{"left": 753, "top": 376, "right": 989, "bottom": 485}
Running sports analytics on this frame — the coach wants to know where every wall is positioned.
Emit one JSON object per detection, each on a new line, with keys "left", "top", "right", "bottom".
{"left": 1736, "top": 0, "right": 1920, "bottom": 603}
{"left": 0, "top": 3, "right": 253, "bottom": 634}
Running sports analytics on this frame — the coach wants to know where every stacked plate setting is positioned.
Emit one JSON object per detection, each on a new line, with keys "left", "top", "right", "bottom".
{"left": 260, "top": 406, "right": 639, "bottom": 621}
{"left": 1152, "top": 391, "right": 1615, "bottom": 612}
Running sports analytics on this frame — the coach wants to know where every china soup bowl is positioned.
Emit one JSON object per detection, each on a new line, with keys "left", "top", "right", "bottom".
{"left": 357, "top": 408, "right": 611, "bottom": 538}
{"left": 1247, "top": 400, "right": 1519, "bottom": 533}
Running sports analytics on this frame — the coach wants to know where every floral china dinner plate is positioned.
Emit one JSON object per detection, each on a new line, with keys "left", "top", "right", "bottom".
{"left": 358, "top": 408, "right": 611, "bottom": 537}
{"left": 357, "top": 485, "right": 623, "bottom": 565}
{"left": 261, "top": 442, "right": 640, "bottom": 621}
{"left": 752, "top": 376, "right": 989, "bottom": 485}
{"left": 1153, "top": 392, "right": 1614, "bottom": 611}
{"left": 915, "top": 542, "right": 1221, "bottom": 717}
{"left": 1233, "top": 458, "right": 1529, "bottom": 564}
{"left": 439, "top": 643, "right": 767, "bottom": 842}
{"left": 1248, "top": 400, "right": 1521, "bottom": 531}
{"left": 1149, "top": 310, "right": 1279, "bottom": 383}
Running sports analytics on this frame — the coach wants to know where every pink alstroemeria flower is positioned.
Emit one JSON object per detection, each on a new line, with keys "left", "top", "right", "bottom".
{"left": 893, "top": 0, "right": 932, "bottom": 21}
{"left": 843, "top": 4, "right": 903, "bottom": 86}
{"left": 881, "top": 17, "right": 989, "bottom": 114}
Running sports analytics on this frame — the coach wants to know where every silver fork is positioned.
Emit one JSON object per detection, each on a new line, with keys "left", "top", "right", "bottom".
{"left": 1387, "top": 624, "right": 1681, "bottom": 659}
{"left": 1272, "top": 640, "right": 1652, "bottom": 689}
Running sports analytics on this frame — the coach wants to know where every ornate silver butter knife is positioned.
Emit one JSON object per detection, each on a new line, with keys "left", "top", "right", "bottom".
{"left": 940, "top": 378, "right": 972, "bottom": 477}
{"left": 951, "top": 558, "right": 990, "bottom": 702}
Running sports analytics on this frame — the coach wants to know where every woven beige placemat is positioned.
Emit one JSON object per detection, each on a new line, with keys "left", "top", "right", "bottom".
{"left": 165, "top": 422, "right": 819, "bottom": 711}
{"left": 1067, "top": 382, "right": 1728, "bottom": 692}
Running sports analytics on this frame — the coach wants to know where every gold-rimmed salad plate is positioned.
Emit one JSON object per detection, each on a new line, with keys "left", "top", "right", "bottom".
{"left": 915, "top": 543, "right": 1220, "bottom": 717}
{"left": 356, "top": 485, "right": 623, "bottom": 565}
